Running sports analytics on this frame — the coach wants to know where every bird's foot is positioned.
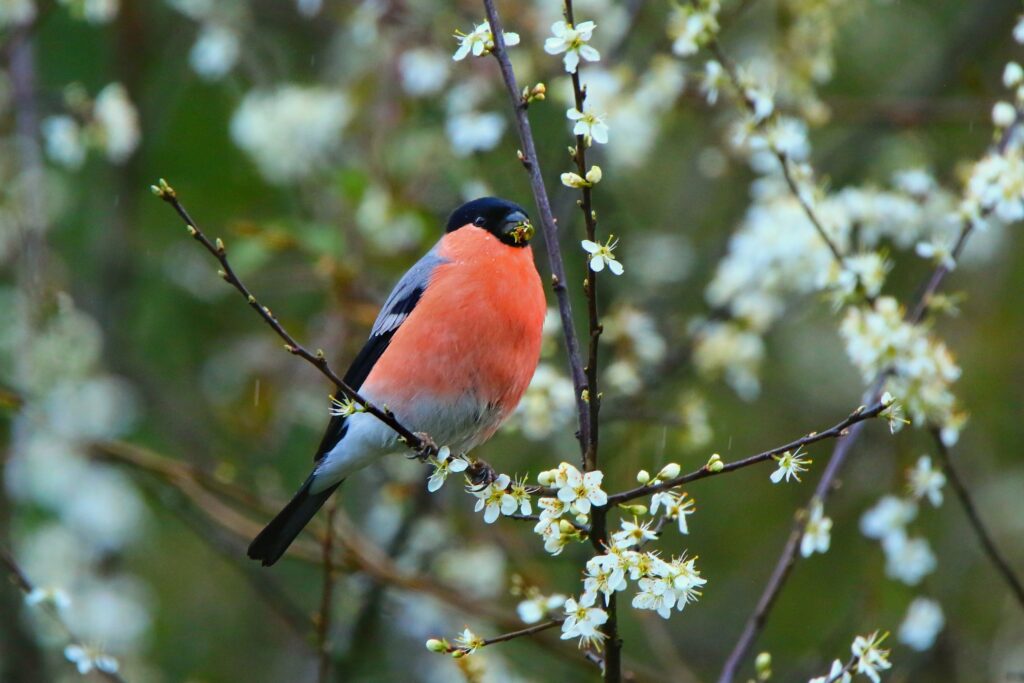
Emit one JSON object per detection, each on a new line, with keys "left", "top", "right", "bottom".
{"left": 466, "top": 460, "right": 498, "bottom": 490}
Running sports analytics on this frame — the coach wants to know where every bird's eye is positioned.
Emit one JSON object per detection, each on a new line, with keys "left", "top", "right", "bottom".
{"left": 473, "top": 216, "right": 486, "bottom": 227}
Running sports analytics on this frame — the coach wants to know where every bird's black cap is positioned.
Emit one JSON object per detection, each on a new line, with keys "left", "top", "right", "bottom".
{"left": 445, "top": 197, "right": 534, "bottom": 247}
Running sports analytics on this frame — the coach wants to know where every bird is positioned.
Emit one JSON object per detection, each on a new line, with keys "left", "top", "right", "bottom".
{"left": 248, "top": 197, "right": 547, "bottom": 566}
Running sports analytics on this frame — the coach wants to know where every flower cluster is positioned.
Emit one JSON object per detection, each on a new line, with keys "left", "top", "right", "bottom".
{"left": 840, "top": 297, "right": 963, "bottom": 444}
{"left": 472, "top": 473, "right": 532, "bottom": 524}
{"left": 42, "top": 83, "right": 141, "bottom": 169}
{"left": 532, "top": 463, "right": 607, "bottom": 554}
{"left": 667, "top": 0, "right": 720, "bottom": 57}
{"left": 579, "top": 543, "right": 707, "bottom": 621}
{"left": 230, "top": 86, "right": 352, "bottom": 184}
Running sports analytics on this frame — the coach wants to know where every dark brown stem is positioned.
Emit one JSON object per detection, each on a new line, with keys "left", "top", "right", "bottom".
{"left": 447, "top": 619, "right": 563, "bottom": 654}
{"left": 609, "top": 401, "right": 887, "bottom": 505}
{"left": 480, "top": 0, "right": 591, "bottom": 455}
{"left": 931, "top": 430, "right": 1024, "bottom": 609}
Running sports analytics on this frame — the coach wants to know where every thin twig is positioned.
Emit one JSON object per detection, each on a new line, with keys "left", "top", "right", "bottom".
{"left": 931, "top": 429, "right": 1024, "bottom": 610}
{"left": 715, "top": 83, "right": 1024, "bottom": 683}
{"left": 480, "top": 0, "right": 591, "bottom": 455}
{"left": 705, "top": 40, "right": 845, "bottom": 267}
{"left": 150, "top": 181, "right": 435, "bottom": 459}
{"left": 1, "top": 548, "right": 128, "bottom": 683}
{"left": 444, "top": 619, "right": 563, "bottom": 654}
{"left": 608, "top": 401, "right": 887, "bottom": 505}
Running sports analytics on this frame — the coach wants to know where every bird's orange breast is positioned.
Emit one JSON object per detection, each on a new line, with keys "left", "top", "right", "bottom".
{"left": 362, "top": 226, "right": 547, "bottom": 425}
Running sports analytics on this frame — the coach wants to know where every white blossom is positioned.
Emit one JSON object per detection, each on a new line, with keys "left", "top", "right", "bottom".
{"left": 583, "top": 553, "right": 628, "bottom": 606}
{"left": 800, "top": 499, "right": 832, "bottom": 557}
{"left": 560, "top": 596, "right": 608, "bottom": 648}
{"left": 189, "top": 24, "right": 239, "bottom": 80}
{"left": 555, "top": 465, "right": 607, "bottom": 514}
{"left": 667, "top": 2, "right": 719, "bottom": 57}
{"left": 611, "top": 517, "right": 658, "bottom": 549}
{"left": 882, "top": 532, "right": 936, "bottom": 586}
{"left": 93, "top": 83, "right": 140, "bottom": 164}
{"left": 808, "top": 659, "right": 851, "bottom": 683}
{"left": 860, "top": 495, "right": 917, "bottom": 541}
{"left": 25, "top": 586, "right": 71, "bottom": 612}
{"left": 0, "top": 0, "right": 35, "bottom": 27}
{"left": 64, "top": 644, "right": 119, "bottom": 676}
{"left": 906, "top": 455, "right": 945, "bottom": 507}
{"left": 454, "top": 627, "right": 485, "bottom": 654}
{"left": 398, "top": 49, "right": 450, "bottom": 96}
{"left": 581, "top": 237, "right": 623, "bottom": 275}
{"left": 567, "top": 106, "right": 609, "bottom": 144}
{"left": 517, "top": 593, "right": 566, "bottom": 624}
{"left": 452, "top": 20, "right": 519, "bottom": 61}
{"left": 898, "top": 597, "right": 944, "bottom": 651}
{"left": 42, "top": 116, "right": 86, "bottom": 169}
{"left": 426, "top": 446, "right": 469, "bottom": 492}
{"left": 230, "top": 86, "right": 351, "bottom": 184}
{"left": 701, "top": 60, "right": 725, "bottom": 105}
{"left": 770, "top": 448, "right": 811, "bottom": 484}
{"left": 446, "top": 111, "right": 506, "bottom": 156}
{"left": 544, "top": 20, "right": 600, "bottom": 73}
{"left": 650, "top": 491, "right": 696, "bottom": 534}
{"left": 851, "top": 631, "right": 892, "bottom": 683}
{"left": 473, "top": 473, "right": 516, "bottom": 523}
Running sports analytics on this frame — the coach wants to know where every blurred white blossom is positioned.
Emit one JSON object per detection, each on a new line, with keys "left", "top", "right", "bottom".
{"left": 906, "top": 455, "right": 945, "bottom": 507}
{"left": 898, "top": 597, "right": 944, "bottom": 651}
{"left": 93, "top": 83, "right": 140, "bottom": 163}
{"left": 399, "top": 49, "right": 450, "bottom": 96}
{"left": 800, "top": 499, "right": 832, "bottom": 557}
{"left": 882, "top": 532, "right": 936, "bottom": 586}
{"left": 189, "top": 24, "right": 239, "bottom": 80}
{"left": 860, "top": 495, "right": 917, "bottom": 541}
{"left": 41, "top": 116, "right": 85, "bottom": 169}
{"left": 230, "top": 86, "right": 352, "bottom": 184}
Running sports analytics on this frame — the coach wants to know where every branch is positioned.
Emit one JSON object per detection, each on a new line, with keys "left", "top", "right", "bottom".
{"left": 439, "top": 619, "right": 563, "bottom": 655}
{"left": 150, "top": 180, "right": 436, "bottom": 459}
{"left": 608, "top": 401, "right": 888, "bottom": 505}
{"left": 480, "top": 0, "right": 592, "bottom": 454}
{"left": 715, "top": 90, "right": 1024, "bottom": 683}
{"left": 705, "top": 40, "right": 845, "bottom": 267}
{"left": 0, "top": 548, "right": 128, "bottom": 683}
{"left": 931, "top": 429, "right": 1024, "bottom": 610}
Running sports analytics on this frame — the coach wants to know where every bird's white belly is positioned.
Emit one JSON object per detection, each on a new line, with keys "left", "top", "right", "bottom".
{"left": 310, "top": 390, "right": 500, "bottom": 492}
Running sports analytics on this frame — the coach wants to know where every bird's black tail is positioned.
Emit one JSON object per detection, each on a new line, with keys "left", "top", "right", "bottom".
{"left": 247, "top": 475, "right": 341, "bottom": 567}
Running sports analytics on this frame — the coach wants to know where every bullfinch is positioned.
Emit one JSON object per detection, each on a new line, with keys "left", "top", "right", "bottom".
{"left": 248, "top": 197, "right": 547, "bottom": 566}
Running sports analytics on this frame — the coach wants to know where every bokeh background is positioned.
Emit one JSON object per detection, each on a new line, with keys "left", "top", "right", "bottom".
{"left": 2, "top": 0, "right": 1024, "bottom": 681}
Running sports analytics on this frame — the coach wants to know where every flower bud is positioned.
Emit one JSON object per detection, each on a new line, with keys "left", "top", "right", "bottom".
{"left": 706, "top": 453, "right": 723, "bottom": 473}
{"left": 658, "top": 463, "right": 681, "bottom": 480}
{"left": 560, "top": 172, "right": 587, "bottom": 189}
{"left": 575, "top": 513, "right": 589, "bottom": 525}
{"left": 538, "top": 470, "right": 554, "bottom": 487}
{"left": 755, "top": 651, "right": 771, "bottom": 680}
{"left": 618, "top": 503, "right": 647, "bottom": 516}
{"left": 425, "top": 639, "right": 447, "bottom": 653}
{"left": 558, "top": 519, "right": 576, "bottom": 535}
{"left": 585, "top": 165, "right": 602, "bottom": 184}
{"left": 636, "top": 469, "right": 650, "bottom": 484}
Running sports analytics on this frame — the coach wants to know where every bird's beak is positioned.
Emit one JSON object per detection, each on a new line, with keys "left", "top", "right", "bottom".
{"left": 502, "top": 210, "right": 535, "bottom": 244}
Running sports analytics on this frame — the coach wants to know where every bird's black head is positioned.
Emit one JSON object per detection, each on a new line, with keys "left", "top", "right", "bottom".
{"left": 445, "top": 197, "right": 535, "bottom": 247}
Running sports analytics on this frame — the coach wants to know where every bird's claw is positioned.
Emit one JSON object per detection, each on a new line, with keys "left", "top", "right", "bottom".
{"left": 466, "top": 460, "right": 498, "bottom": 490}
